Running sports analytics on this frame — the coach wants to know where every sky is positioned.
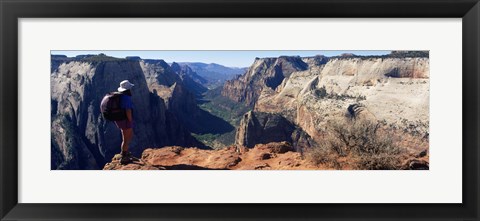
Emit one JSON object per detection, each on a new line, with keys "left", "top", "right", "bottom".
{"left": 51, "top": 50, "right": 392, "bottom": 68}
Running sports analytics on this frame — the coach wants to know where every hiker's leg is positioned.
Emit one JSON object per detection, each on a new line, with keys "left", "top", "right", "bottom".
{"left": 121, "top": 128, "right": 133, "bottom": 153}
{"left": 120, "top": 129, "right": 126, "bottom": 153}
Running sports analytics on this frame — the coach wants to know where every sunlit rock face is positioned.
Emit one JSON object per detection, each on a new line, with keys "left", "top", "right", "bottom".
{"left": 222, "top": 56, "right": 309, "bottom": 106}
{"left": 227, "top": 53, "right": 429, "bottom": 147}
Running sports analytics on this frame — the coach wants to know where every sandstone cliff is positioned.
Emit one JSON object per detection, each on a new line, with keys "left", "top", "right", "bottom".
{"left": 222, "top": 56, "right": 309, "bottom": 106}
{"left": 247, "top": 53, "right": 430, "bottom": 147}
{"left": 235, "top": 111, "right": 315, "bottom": 151}
{"left": 140, "top": 59, "right": 207, "bottom": 98}
{"left": 140, "top": 59, "right": 201, "bottom": 126}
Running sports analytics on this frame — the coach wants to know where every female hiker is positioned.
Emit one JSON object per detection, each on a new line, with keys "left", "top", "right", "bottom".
{"left": 115, "top": 80, "right": 135, "bottom": 165}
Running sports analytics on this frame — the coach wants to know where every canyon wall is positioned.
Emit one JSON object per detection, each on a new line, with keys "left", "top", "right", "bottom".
{"left": 222, "top": 56, "right": 309, "bottom": 106}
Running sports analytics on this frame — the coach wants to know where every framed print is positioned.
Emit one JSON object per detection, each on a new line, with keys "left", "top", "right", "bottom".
{"left": 1, "top": 0, "right": 479, "bottom": 220}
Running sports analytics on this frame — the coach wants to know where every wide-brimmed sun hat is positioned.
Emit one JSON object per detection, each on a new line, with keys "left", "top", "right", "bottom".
{"left": 118, "top": 80, "right": 135, "bottom": 92}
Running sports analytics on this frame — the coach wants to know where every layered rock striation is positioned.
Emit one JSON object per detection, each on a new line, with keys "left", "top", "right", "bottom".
{"left": 235, "top": 111, "right": 315, "bottom": 151}
{"left": 222, "top": 56, "right": 309, "bottom": 106}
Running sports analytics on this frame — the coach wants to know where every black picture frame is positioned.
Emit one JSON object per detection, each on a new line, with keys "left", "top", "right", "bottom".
{"left": 1, "top": 0, "right": 479, "bottom": 220}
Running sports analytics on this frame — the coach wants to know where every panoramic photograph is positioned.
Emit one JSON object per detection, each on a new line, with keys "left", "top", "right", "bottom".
{"left": 51, "top": 50, "right": 429, "bottom": 170}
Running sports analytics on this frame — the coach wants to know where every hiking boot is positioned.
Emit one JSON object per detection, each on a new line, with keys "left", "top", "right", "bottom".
{"left": 122, "top": 151, "right": 133, "bottom": 158}
{"left": 120, "top": 155, "right": 132, "bottom": 165}
{"left": 120, "top": 152, "right": 133, "bottom": 165}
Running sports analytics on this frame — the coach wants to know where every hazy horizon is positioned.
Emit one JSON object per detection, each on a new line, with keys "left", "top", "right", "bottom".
{"left": 51, "top": 50, "right": 392, "bottom": 68}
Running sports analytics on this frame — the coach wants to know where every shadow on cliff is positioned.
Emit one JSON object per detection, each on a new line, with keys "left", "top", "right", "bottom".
{"left": 185, "top": 108, "right": 235, "bottom": 135}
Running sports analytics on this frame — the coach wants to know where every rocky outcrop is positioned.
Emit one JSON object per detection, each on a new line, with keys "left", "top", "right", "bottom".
{"left": 103, "top": 154, "right": 163, "bottom": 170}
{"left": 301, "top": 55, "right": 329, "bottom": 67}
{"left": 140, "top": 59, "right": 181, "bottom": 89}
{"left": 104, "top": 142, "right": 322, "bottom": 170}
{"left": 347, "top": 103, "right": 376, "bottom": 121}
{"left": 235, "top": 111, "right": 315, "bottom": 151}
{"left": 51, "top": 55, "right": 71, "bottom": 73}
{"left": 140, "top": 59, "right": 207, "bottom": 98}
{"left": 222, "top": 56, "right": 309, "bottom": 106}
{"left": 51, "top": 55, "right": 200, "bottom": 170}
{"left": 140, "top": 59, "right": 201, "bottom": 122}
{"left": 103, "top": 140, "right": 429, "bottom": 170}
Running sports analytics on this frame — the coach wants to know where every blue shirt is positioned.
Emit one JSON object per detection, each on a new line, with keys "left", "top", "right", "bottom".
{"left": 120, "top": 94, "right": 133, "bottom": 109}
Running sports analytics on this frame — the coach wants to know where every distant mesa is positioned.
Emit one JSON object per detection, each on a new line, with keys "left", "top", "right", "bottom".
{"left": 51, "top": 54, "right": 67, "bottom": 58}
{"left": 126, "top": 56, "right": 142, "bottom": 61}
{"left": 340, "top": 53, "right": 356, "bottom": 57}
{"left": 75, "top": 54, "right": 100, "bottom": 59}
